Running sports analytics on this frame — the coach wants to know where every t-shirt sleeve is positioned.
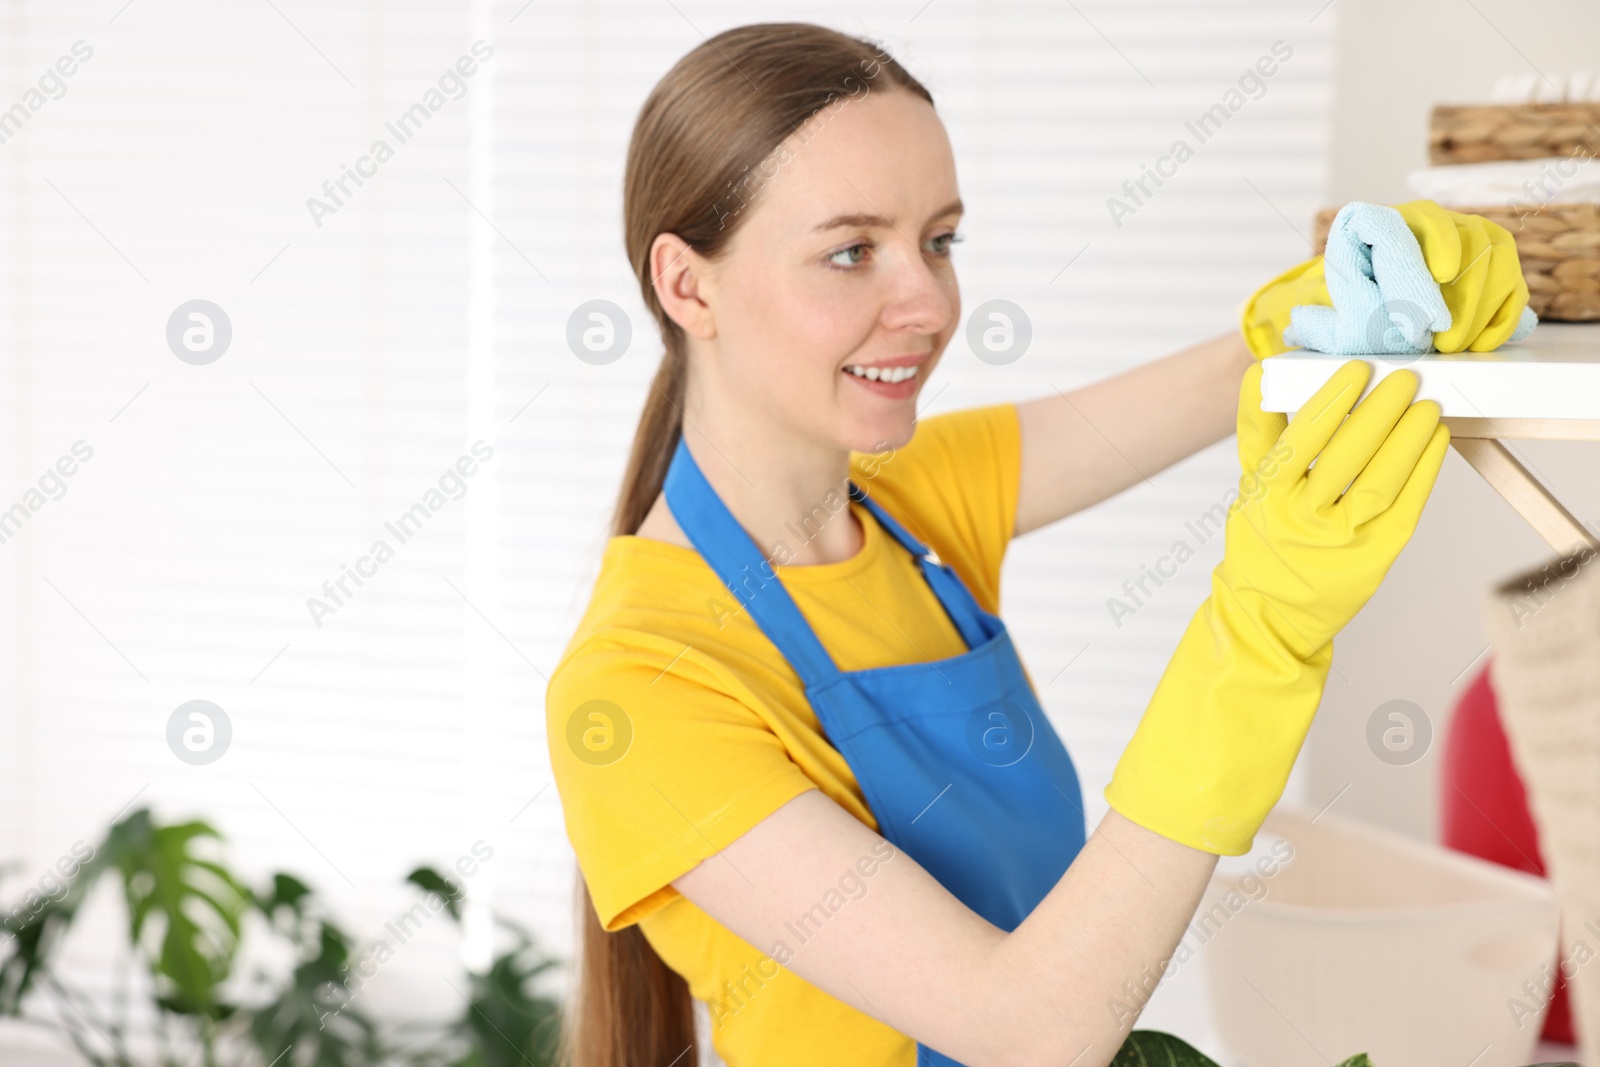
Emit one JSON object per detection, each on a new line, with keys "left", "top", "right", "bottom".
{"left": 850, "top": 401, "right": 1022, "bottom": 615}
{"left": 545, "top": 634, "right": 819, "bottom": 932}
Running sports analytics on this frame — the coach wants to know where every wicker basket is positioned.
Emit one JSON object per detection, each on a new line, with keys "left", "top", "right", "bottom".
{"left": 1482, "top": 544, "right": 1600, "bottom": 1067}
{"left": 1311, "top": 203, "right": 1600, "bottom": 322}
{"left": 1430, "top": 103, "right": 1600, "bottom": 164}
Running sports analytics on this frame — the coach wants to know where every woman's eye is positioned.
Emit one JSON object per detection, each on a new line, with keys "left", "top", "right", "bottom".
{"left": 828, "top": 242, "right": 871, "bottom": 268}
{"left": 927, "top": 231, "right": 964, "bottom": 255}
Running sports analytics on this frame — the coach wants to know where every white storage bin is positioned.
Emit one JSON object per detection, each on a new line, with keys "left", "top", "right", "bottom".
{"left": 1198, "top": 805, "right": 1563, "bottom": 1067}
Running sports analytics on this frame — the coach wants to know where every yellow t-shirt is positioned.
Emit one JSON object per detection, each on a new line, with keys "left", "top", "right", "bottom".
{"left": 545, "top": 402, "right": 1023, "bottom": 1067}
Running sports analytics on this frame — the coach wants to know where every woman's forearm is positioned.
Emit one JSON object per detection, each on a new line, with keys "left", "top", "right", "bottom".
{"left": 1015, "top": 329, "right": 1257, "bottom": 536}
{"left": 675, "top": 787, "right": 1227, "bottom": 1067}
{"left": 977, "top": 808, "right": 1221, "bottom": 1066}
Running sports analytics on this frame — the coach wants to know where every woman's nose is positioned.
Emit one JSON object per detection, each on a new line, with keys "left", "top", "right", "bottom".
{"left": 881, "top": 243, "right": 956, "bottom": 335}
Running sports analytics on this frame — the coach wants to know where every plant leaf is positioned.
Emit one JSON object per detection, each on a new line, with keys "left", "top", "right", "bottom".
{"left": 0, "top": 811, "right": 120, "bottom": 1012}
{"left": 100, "top": 811, "right": 248, "bottom": 1017}
{"left": 1109, "top": 1032, "right": 1377, "bottom": 1067}
{"left": 237, "top": 891, "right": 387, "bottom": 1067}
{"left": 1112, "top": 1030, "right": 1219, "bottom": 1065}
{"left": 405, "top": 867, "right": 466, "bottom": 922}
{"left": 448, "top": 927, "right": 562, "bottom": 1067}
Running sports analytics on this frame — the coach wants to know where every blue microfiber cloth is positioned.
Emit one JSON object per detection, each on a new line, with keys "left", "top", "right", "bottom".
{"left": 1282, "top": 200, "right": 1538, "bottom": 355}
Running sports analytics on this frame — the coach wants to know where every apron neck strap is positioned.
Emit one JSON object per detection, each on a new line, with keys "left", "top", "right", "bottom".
{"left": 663, "top": 434, "right": 841, "bottom": 685}
{"left": 850, "top": 484, "right": 930, "bottom": 558}
{"left": 852, "top": 483, "right": 995, "bottom": 651}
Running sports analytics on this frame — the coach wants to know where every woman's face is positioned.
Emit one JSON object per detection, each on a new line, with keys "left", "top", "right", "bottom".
{"left": 694, "top": 87, "right": 962, "bottom": 455}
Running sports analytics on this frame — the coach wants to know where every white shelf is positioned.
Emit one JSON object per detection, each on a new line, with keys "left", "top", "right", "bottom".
{"left": 1260, "top": 322, "right": 1600, "bottom": 422}
{"left": 1258, "top": 321, "right": 1600, "bottom": 553}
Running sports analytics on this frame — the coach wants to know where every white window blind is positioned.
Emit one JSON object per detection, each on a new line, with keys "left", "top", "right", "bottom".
{"left": 1, "top": 0, "right": 1336, "bottom": 1059}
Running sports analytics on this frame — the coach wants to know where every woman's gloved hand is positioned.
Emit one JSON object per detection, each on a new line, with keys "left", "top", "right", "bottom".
{"left": 1391, "top": 199, "right": 1533, "bottom": 354}
{"left": 1238, "top": 200, "right": 1534, "bottom": 359}
{"left": 1104, "top": 359, "right": 1450, "bottom": 854}
{"left": 1238, "top": 255, "right": 1330, "bottom": 361}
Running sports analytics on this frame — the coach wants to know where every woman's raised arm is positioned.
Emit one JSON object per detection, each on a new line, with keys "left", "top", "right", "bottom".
{"left": 1013, "top": 329, "right": 1254, "bottom": 537}
{"left": 673, "top": 787, "right": 1218, "bottom": 1067}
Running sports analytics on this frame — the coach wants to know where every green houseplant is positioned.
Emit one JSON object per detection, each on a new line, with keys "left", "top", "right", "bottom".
{"left": 0, "top": 808, "right": 561, "bottom": 1066}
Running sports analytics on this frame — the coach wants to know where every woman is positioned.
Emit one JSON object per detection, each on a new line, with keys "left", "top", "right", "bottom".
{"left": 545, "top": 22, "right": 1492, "bottom": 1067}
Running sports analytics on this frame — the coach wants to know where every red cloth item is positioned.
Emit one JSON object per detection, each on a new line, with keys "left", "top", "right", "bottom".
{"left": 1440, "top": 658, "right": 1573, "bottom": 1044}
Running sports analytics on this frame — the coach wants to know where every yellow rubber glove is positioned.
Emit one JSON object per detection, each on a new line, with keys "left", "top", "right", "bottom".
{"left": 1391, "top": 199, "right": 1532, "bottom": 353}
{"left": 1104, "top": 358, "right": 1450, "bottom": 854}
{"left": 1238, "top": 255, "right": 1329, "bottom": 361}
{"left": 1238, "top": 200, "right": 1533, "bottom": 359}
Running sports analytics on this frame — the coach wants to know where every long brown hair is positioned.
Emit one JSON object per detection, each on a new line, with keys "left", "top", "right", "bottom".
{"left": 562, "top": 22, "right": 933, "bottom": 1067}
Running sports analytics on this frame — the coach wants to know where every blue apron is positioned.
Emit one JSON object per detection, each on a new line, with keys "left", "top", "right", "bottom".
{"left": 663, "top": 434, "right": 1088, "bottom": 1067}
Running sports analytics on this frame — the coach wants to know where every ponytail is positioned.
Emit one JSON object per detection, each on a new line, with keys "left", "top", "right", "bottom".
{"left": 563, "top": 881, "right": 697, "bottom": 1067}
{"left": 607, "top": 341, "right": 687, "bottom": 542}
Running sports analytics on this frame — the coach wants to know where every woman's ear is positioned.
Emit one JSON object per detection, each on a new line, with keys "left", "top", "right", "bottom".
{"left": 650, "top": 233, "right": 716, "bottom": 341}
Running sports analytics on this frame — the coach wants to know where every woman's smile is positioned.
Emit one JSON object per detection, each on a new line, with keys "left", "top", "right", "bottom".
{"left": 841, "top": 352, "right": 930, "bottom": 399}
